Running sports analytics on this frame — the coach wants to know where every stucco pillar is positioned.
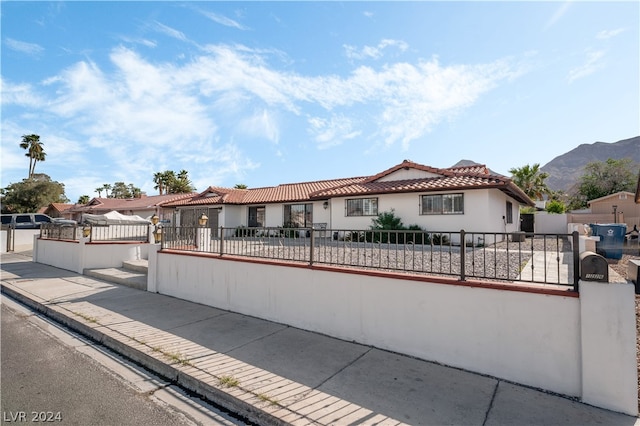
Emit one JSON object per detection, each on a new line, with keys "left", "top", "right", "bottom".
{"left": 147, "top": 243, "right": 160, "bottom": 293}
{"left": 77, "top": 237, "right": 88, "bottom": 274}
{"left": 580, "top": 279, "right": 637, "bottom": 415}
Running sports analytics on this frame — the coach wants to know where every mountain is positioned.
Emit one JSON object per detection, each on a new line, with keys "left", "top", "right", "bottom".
{"left": 540, "top": 136, "right": 640, "bottom": 192}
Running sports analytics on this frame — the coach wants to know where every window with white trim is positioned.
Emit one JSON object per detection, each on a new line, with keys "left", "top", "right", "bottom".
{"left": 346, "top": 198, "right": 378, "bottom": 216}
{"left": 421, "top": 193, "right": 464, "bottom": 215}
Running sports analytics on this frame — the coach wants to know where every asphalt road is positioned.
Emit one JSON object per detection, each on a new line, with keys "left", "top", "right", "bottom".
{"left": 0, "top": 297, "right": 250, "bottom": 426}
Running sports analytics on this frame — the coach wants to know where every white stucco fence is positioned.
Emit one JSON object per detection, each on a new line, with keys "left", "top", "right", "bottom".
{"left": 1, "top": 229, "right": 40, "bottom": 253}
{"left": 534, "top": 212, "right": 569, "bottom": 234}
{"left": 149, "top": 250, "right": 637, "bottom": 416}
{"left": 34, "top": 238, "right": 149, "bottom": 274}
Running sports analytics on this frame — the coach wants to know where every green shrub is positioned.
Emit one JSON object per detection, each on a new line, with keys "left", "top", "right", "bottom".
{"left": 545, "top": 200, "right": 566, "bottom": 214}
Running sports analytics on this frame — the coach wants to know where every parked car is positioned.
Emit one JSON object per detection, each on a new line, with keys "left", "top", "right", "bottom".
{"left": 0, "top": 213, "right": 75, "bottom": 229}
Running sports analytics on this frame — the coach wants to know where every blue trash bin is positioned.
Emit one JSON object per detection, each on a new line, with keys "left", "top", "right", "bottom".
{"left": 590, "top": 223, "right": 627, "bottom": 259}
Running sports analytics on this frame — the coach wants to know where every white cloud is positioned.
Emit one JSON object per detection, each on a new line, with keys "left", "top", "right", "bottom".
{"left": 118, "top": 36, "right": 157, "bottom": 48}
{"left": 199, "top": 10, "right": 250, "bottom": 31}
{"left": 568, "top": 50, "right": 605, "bottom": 83}
{"left": 544, "top": 2, "right": 572, "bottom": 31}
{"left": 239, "top": 109, "right": 280, "bottom": 144}
{"left": 0, "top": 78, "right": 46, "bottom": 107}
{"left": 344, "top": 39, "right": 409, "bottom": 61}
{"left": 5, "top": 42, "right": 520, "bottom": 198}
{"left": 153, "top": 21, "right": 189, "bottom": 42}
{"left": 596, "top": 28, "right": 625, "bottom": 40}
{"left": 308, "top": 115, "right": 361, "bottom": 149}
{"left": 4, "top": 38, "right": 44, "bottom": 56}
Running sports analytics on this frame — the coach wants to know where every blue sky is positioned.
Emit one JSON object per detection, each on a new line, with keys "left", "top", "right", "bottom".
{"left": 2, "top": 1, "right": 638, "bottom": 203}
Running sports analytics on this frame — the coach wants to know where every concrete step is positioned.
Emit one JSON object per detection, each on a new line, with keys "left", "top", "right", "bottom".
{"left": 122, "top": 259, "right": 148, "bottom": 274}
{"left": 84, "top": 267, "right": 147, "bottom": 291}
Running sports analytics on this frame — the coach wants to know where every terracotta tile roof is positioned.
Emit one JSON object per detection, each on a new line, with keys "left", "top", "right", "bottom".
{"left": 162, "top": 160, "right": 534, "bottom": 207}
{"left": 363, "top": 160, "right": 452, "bottom": 183}
{"left": 312, "top": 174, "right": 509, "bottom": 197}
{"left": 164, "top": 178, "right": 367, "bottom": 207}
{"left": 49, "top": 203, "right": 75, "bottom": 213}
{"left": 241, "top": 178, "right": 366, "bottom": 204}
{"left": 68, "top": 193, "right": 196, "bottom": 212}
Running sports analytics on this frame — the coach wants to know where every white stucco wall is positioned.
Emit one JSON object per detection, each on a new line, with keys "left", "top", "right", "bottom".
{"left": 535, "top": 212, "right": 569, "bottom": 234}
{"left": 329, "top": 189, "right": 521, "bottom": 237}
{"left": 0, "top": 229, "right": 40, "bottom": 253}
{"left": 152, "top": 252, "right": 637, "bottom": 415}
{"left": 154, "top": 253, "right": 580, "bottom": 397}
{"left": 34, "top": 238, "right": 150, "bottom": 274}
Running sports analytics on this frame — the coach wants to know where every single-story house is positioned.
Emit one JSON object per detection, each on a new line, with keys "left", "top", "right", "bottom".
{"left": 587, "top": 191, "right": 640, "bottom": 230}
{"left": 39, "top": 203, "right": 76, "bottom": 220}
{"left": 163, "top": 160, "right": 534, "bottom": 242}
{"left": 66, "top": 193, "right": 196, "bottom": 222}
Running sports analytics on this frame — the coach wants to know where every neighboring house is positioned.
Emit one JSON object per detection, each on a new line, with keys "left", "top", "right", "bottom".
{"left": 586, "top": 191, "right": 640, "bottom": 230}
{"left": 66, "top": 193, "right": 196, "bottom": 222}
{"left": 40, "top": 203, "right": 75, "bottom": 219}
{"left": 164, "top": 160, "right": 534, "bottom": 241}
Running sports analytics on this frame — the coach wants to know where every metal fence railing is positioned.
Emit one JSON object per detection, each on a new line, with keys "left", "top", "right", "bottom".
{"left": 40, "top": 223, "right": 81, "bottom": 241}
{"left": 162, "top": 226, "right": 580, "bottom": 290}
{"left": 40, "top": 223, "right": 151, "bottom": 243}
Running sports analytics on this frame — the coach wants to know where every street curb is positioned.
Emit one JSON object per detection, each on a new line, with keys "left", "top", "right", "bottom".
{"left": 1, "top": 283, "right": 294, "bottom": 426}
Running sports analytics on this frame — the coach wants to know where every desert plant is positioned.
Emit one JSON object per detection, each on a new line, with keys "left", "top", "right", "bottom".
{"left": 545, "top": 199, "right": 566, "bottom": 214}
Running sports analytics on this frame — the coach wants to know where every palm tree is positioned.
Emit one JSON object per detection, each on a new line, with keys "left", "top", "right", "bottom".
{"left": 171, "top": 170, "right": 195, "bottom": 193}
{"left": 19, "top": 134, "right": 46, "bottom": 178}
{"left": 508, "top": 163, "right": 550, "bottom": 201}
{"left": 233, "top": 184, "right": 248, "bottom": 189}
{"left": 102, "top": 183, "right": 112, "bottom": 198}
{"left": 153, "top": 172, "right": 165, "bottom": 195}
{"left": 95, "top": 187, "right": 103, "bottom": 197}
{"left": 77, "top": 195, "right": 90, "bottom": 204}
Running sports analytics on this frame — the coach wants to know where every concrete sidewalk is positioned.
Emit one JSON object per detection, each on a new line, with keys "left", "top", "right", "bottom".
{"left": 1, "top": 252, "right": 638, "bottom": 426}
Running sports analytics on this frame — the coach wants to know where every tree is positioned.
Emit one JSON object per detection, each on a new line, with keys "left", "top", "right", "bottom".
{"left": 19, "top": 134, "right": 46, "bottom": 179}
{"left": 169, "top": 169, "right": 195, "bottom": 193}
{"left": 545, "top": 199, "right": 566, "bottom": 214}
{"left": 153, "top": 170, "right": 195, "bottom": 194}
{"left": 233, "top": 184, "right": 248, "bottom": 189}
{"left": 508, "top": 163, "right": 550, "bottom": 201}
{"left": 569, "top": 158, "right": 637, "bottom": 209}
{"left": 153, "top": 172, "right": 166, "bottom": 195}
{"left": 1, "top": 174, "right": 69, "bottom": 213}
{"left": 96, "top": 183, "right": 112, "bottom": 198}
{"left": 77, "top": 195, "right": 90, "bottom": 204}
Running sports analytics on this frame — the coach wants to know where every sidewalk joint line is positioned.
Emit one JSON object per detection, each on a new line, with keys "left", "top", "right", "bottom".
{"left": 482, "top": 380, "right": 500, "bottom": 426}
{"left": 315, "top": 347, "right": 373, "bottom": 390}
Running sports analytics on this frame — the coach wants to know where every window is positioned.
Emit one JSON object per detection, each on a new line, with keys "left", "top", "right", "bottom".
{"left": 284, "top": 204, "right": 312, "bottom": 227}
{"left": 346, "top": 198, "right": 378, "bottom": 216}
{"left": 248, "top": 206, "right": 265, "bottom": 227}
{"left": 506, "top": 201, "right": 513, "bottom": 224}
{"left": 421, "top": 194, "right": 464, "bottom": 215}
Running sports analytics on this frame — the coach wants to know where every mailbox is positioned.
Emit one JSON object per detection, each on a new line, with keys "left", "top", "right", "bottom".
{"left": 579, "top": 251, "right": 608, "bottom": 282}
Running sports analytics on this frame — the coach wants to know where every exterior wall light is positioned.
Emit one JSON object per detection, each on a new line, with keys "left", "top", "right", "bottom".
{"left": 198, "top": 213, "right": 209, "bottom": 227}
{"left": 323, "top": 201, "right": 329, "bottom": 210}
{"left": 153, "top": 227, "right": 162, "bottom": 243}
{"left": 151, "top": 214, "right": 160, "bottom": 225}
